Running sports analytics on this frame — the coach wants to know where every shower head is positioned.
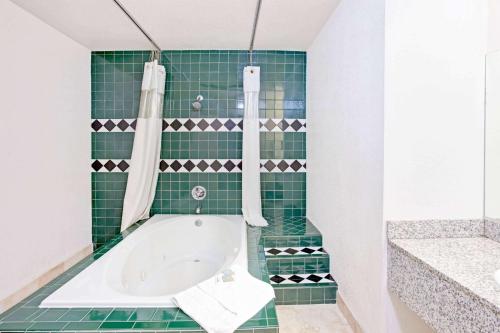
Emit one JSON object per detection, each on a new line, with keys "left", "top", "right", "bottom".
{"left": 192, "top": 95, "right": 203, "bottom": 111}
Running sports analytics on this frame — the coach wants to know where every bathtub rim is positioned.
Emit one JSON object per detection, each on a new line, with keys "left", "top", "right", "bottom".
{"left": 105, "top": 214, "right": 248, "bottom": 296}
{"left": 40, "top": 214, "right": 247, "bottom": 308}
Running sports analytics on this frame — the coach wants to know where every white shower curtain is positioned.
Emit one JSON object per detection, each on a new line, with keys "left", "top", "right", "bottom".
{"left": 121, "top": 60, "right": 166, "bottom": 232}
{"left": 242, "top": 66, "right": 268, "bottom": 227}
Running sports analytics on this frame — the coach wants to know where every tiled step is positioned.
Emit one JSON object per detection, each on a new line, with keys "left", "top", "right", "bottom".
{"left": 265, "top": 246, "right": 327, "bottom": 257}
{"left": 273, "top": 283, "right": 338, "bottom": 305}
{"left": 261, "top": 217, "right": 323, "bottom": 248}
{"left": 262, "top": 217, "right": 338, "bottom": 305}
{"left": 266, "top": 255, "right": 330, "bottom": 275}
{"left": 269, "top": 273, "right": 335, "bottom": 285}
{"left": 270, "top": 272, "right": 338, "bottom": 305}
{"left": 262, "top": 235, "right": 323, "bottom": 248}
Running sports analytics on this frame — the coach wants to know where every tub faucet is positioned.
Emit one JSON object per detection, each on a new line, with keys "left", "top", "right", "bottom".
{"left": 192, "top": 185, "right": 206, "bottom": 214}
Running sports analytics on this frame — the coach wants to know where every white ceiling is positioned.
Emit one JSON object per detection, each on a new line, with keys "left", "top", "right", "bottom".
{"left": 10, "top": 0, "right": 340, "bottom": 51}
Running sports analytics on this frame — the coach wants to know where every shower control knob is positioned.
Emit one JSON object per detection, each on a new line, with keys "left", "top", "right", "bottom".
{"left": 191, "top": 186, "right": 207, "bottom": 200}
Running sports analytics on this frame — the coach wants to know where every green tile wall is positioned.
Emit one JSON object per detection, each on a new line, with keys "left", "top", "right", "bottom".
{"left": 91, "top": 50, "right": 307, "bottom": 247}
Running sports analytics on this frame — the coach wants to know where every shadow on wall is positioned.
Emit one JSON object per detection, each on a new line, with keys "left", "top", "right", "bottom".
{"left": 387, "top": 293, "right": 434, "bottom": 333}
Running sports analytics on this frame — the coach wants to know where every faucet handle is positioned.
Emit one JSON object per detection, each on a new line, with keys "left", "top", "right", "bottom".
{"left": 191, "top": 186, "right": 207, "bottom": 200}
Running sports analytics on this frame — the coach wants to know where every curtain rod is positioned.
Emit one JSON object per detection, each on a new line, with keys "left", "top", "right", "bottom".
{"left": 248, "top": 0, "right": 263, "bottom": 65}
{"left": 112, "top": 0, "right": 162, "bottom": 53}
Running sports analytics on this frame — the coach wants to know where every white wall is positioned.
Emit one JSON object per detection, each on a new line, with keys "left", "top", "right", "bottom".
{"left": 384, "top": 0, "right": 487, "bottom": 221}
{"left": 489, "top": 0, "right": 500, "bottom": 51}
{"left": 0, "top": 0, "right": 91, "bottom": 304}
{"left": 384, "top": 0, "right": 488, "bottom": 331}
{"left": 309, "top": 0, "right": 488, "bottom": 331}
{"left": 485, "top": 51, "right": 500, "bottom": 218}
{"left": 306, "top": 0, "right": 386, "bottom": 331}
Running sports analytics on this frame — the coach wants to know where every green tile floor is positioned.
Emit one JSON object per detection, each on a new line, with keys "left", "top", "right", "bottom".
{"left": 0, "top": 220, "right": 278, "bottom": 332}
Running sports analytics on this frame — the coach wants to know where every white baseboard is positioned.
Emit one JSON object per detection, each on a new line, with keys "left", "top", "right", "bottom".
{"left": 337, "top": 290, "right": 363, "bottom": 333}
{"left": 0, "top": 244, "right": 93, "bottom": 314}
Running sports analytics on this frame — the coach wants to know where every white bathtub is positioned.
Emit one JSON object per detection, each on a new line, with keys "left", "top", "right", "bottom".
{"left": 41, "top": 215, "right": 247, "bottom": 308}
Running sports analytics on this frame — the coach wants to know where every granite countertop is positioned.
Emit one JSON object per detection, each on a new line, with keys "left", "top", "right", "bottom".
{"left": 390, "top": 237, "right": 500, "bottom": 312}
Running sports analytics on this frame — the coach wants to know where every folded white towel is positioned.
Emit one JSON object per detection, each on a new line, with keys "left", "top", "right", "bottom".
{"left": 172, "top": 266, "right": 275, "bottom": 333}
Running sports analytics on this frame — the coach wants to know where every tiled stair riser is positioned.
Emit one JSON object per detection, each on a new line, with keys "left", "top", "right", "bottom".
{"left": 266, "top": 256, "right": 330, "bottom": 275}
{"left": 265, "top": 247, "right": 326, "bottom": 256}
{"left": 270, "top": 273, "right": 334, "bottom": 285}
{"left": 262, "top": 236, "right": 323, "bottom": 248}
{"left": 274, "top": 286, "right": 337, "bottom": 305}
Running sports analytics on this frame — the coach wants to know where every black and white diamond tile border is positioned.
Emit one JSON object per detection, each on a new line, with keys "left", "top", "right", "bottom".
{"left": 91, "top": 119, "right": 137, "bottom": 132}
{"left": 261, "top": 159, "right": 306, "bottom": 172}
{"left": 269, "top": 273, "right": 336, "bottom": 285}
{"left": 91, "top": 118, "right": 306, "bottom": 132}
{"left": 265, "top": 247, "right": 327, "bottom": 256}
{"left": 91, "top": 159, "right": 307, "bottom": 173}
{"left": 91, "top": 159, "right": 131, "bottom": 173}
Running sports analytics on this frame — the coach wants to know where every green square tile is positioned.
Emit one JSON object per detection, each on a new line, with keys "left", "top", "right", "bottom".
{"left": 297, "top": 288, "right": 311, "bottom": 303}
{"left": 129, "top": 308, "right": 157, "bottom": 321}
{"left": 99, "top": 321, "right": 135, "bottom": 329}
{"left": 152, "top": 308, "right": 178, "bottom": 321}
{"left": 250, "top": 307, "right": 268, "bottom": 321}
{"left": 168, "top": 320, "right": 202, "bottom": 329}
{"left": 63, "top": 321, "right": 102, "bottom": 330}
{"left": 174, "top": 310, "right": 193, "bottom": 320}
{"left": 2, "top": 308, "right": 43, "bottom": 321}
{"left": 133, "top": 321, "right": 168, "bottom": 330}
{"left": 267, "top": 318, "right": 279, "bottom": 326}
{"left": 253, "top": 329, "right": 279, "bottom": 333}
{"left": 82, "top": 308, "right": 112, "bottom": 321}
{"left": 58, "top": 309, "right": 90, "bottom": 321}
{"left": 282, "top": 288, "right": 299, "bottom": 304}
{"left": 24, "top": 295, "right": 45, "bottom": 306}
{"left": 27, "top": 321, "right": 68, "bottom": 331}
{"left": 34, "top": 309, "right": 68, "bottom": 321}
{"left": 240, "top": 318, "right": 269, "bottom": 328}
{"left": 0, "top": 322, "right": 31, "bottom": 331}
{"left": 106, "top": 308, "right": 135, "bottom": 321}
{"left": 325, "top": 286, "right": 337, "bottom": 300}
{"left": 311, "top": 287, "right": 325, "bottom": 301}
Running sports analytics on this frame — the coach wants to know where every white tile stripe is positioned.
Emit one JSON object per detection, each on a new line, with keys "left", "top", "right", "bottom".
{"left": 269, "top": 273, "right": 334, "bottom": 285}
{"left": 91, "top": 118, "right": 306, "bottom": 132}
{"left": 91, "top": 159, "right": 307, "bottom": 173}
{"left": 264, "top": 247, "right": 325, "bottom": 256}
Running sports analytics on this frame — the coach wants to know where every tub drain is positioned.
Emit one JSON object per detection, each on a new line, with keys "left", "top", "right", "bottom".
{"left": 193, "top": 259, "right": 200, "bottom": 263}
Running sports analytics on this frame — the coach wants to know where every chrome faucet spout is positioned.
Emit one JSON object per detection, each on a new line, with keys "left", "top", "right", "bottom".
{"left": 192, "top": 185, "right": 206, "bottom": 214}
